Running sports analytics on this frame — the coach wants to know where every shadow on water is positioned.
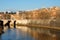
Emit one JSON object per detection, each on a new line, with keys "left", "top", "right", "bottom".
{"left": 0, "top": 36, "right": 1, "bottom": 40}
{"left": 0, "top": 35, "right": 2, "bottom": 40}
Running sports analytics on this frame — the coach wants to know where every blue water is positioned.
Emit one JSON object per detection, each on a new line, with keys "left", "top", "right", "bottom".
{"left": 1, "top": 28, "right": 35, "bottom": 40}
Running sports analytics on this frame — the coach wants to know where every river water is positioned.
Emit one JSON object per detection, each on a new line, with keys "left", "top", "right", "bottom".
{"left": 0, "top": 26, "right": 59, "bottom": 40}
{"left": 0, "top": 26, "right": 37, "bottom": 40}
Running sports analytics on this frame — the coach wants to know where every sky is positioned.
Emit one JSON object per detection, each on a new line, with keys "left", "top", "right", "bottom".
{"left": 0, "top": 0, "right": 60, "bottom": 11}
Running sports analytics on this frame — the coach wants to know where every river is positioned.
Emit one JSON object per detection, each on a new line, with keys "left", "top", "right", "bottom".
{"left": 0, "top": 26, "right": 37, "bottom": 40}
{"left": 0, "top": 26, "right": 59, "bottom": 40}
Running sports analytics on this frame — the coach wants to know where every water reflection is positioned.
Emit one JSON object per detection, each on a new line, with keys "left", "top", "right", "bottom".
{"left": 1, "top": 26, "right": 59, "bottom": 40}
{"left": 0, "top": 36, "right": 2, "bottom": 40}
{"left": 1, "top": 26, "right": 35, "bottom": 40}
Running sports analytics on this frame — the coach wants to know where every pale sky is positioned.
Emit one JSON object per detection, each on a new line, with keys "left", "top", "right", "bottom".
{"left": 0, "top": 0, "right": 60, "bottom": 11}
